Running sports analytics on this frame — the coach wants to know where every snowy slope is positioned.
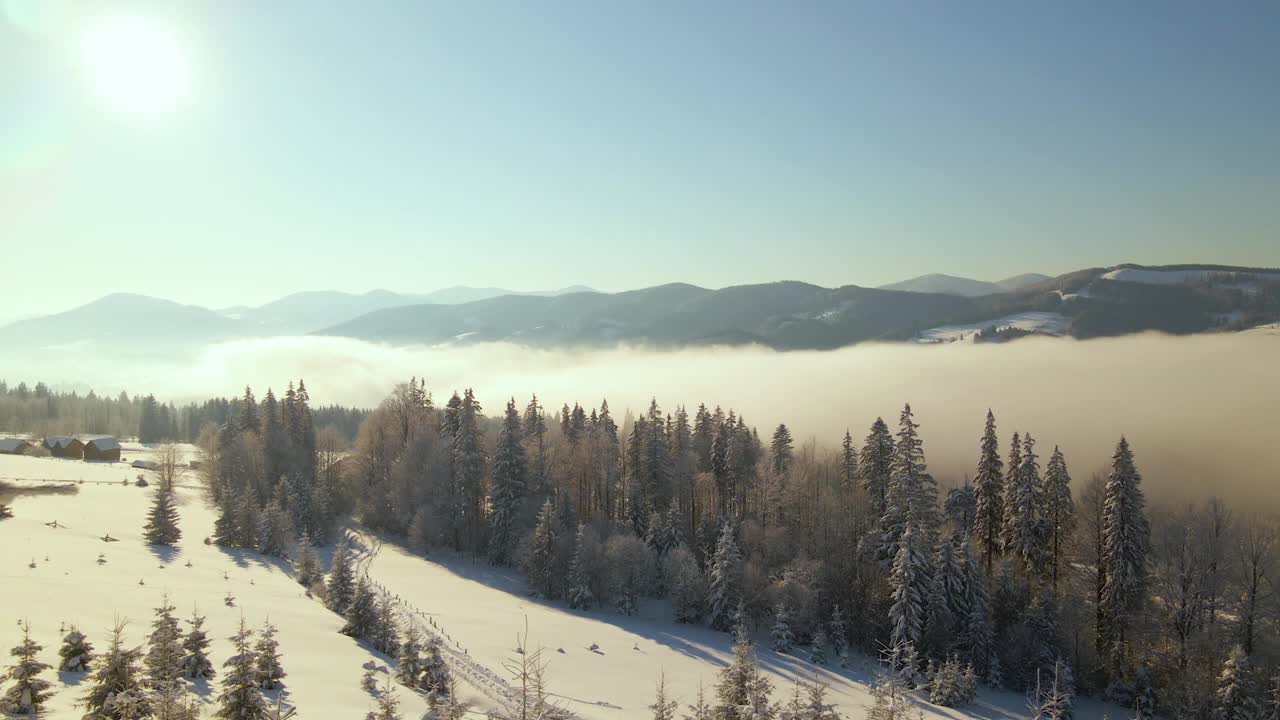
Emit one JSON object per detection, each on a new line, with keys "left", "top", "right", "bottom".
{"left": 915, "top": 312, "right": 1070, "bottom": 344}
{"left": 0, "top": 453, "right": 432, "bottom": 719}
{"left": 356, "top": 532, "right": 1119, "bottom": 720}
{"left": 1101, "top": 268, "right": 1280, "bottom": 286}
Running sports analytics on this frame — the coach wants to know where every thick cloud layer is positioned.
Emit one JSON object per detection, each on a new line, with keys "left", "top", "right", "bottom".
{"left": 9, "top": 331, "right": 1278, "bottom": 509}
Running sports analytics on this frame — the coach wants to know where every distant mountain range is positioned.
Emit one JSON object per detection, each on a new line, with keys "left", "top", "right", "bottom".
{"left": 2, "top": 266, "right": 1276, "bottom": 352}
{"left": 877, "top": 273, "right": 1052, "bottom": 297}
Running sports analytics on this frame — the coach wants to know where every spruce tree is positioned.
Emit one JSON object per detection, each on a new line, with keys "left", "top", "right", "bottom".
{"left": 859, "top": 418, "right": 895, "bottom": 522}
{"left": 143, "top": 474, "right": 182, "bottom": 546}
{"left": 650, "top": 673, "right": 679, "bottom": 720}
{"left": 770, "top": 603, "right": 795, "bottom": 653}
{"left": 257, "top": 496, "right": 293, "bottom": 558}
{"left": 254, "top": 621, "right": 286, "bottom": 690}
{"left": 828, "top": 605, "right": 848, "bottom": 666}
{"left": 1043, "top": 446, "right": 1075, "bottom": 589}
{"left": 326, "top": 542, "right": 356, "bottom": 614}
{"left": 294, "top": 532, "right": 321, "bottom": 587}
{"left": 421, "top": 635, "right": 451, "bottom": 699}
{"left": 684, "top": 681, "right": 712, "bottom": 720}
{"left": 489, "top": 398, "right": 527, "bottom": 565}
{"left": 82, "top": 620, "right": 149, "bottom": 720}
{"left": 866, "top": 674, "right": 910, "bottom": 720}
{"left": 888, "top": 522, "right": 928, "bottom": 662}
{"left": 59, "top": 625, "right": 94, "bottom": 672}
{"left": 665, "top": 545, "right": 707, "bottom": 623}
{"left": 769, "top": 424, "right": 794, "bottom": 476}
{"left": 396, "top": 624, "right": 423, "bottom": 688}
{"left": 342, "top": 576, "right": 379, "bottom": 640}
{"left": 808, "top": 625, "right": 828, "bottom": 665}
{"left": 839, "top": 431, "right": 858, "bottom": 496}
{"left": 375, "top": 678, "right": 402, "bottom": 720}
{"left": 524, "top": 498, "right": 560, "bottom": 598}
{"left": 566, "top": 524, "right": 596, "bottom": 610}
{"left": 145, "top": 595, "right": 185, "bottom": 691}
{"left": 180, "top": 610, "right": 215, "bottom": 679}
{"left": 1214, "top": 646, "right": 1261, "bottom": 720}
{"left": 1100, "top": 436, "right": 1150, "bottom": 670}
{"left": 1002, "top": 432, "right": 1044, "bottom": 576}
{"left": 973, "top": 410, "right": 1004, "bottom": 574}
{"left": 217, "top": 618, "right": 268, "bottom": 719}
{"left": 879, "top": 404, "right": 937, "bottom": 563}
{"left": 707, "top": 524, "right": 743, "bottom": 632}
{"left": 802, "top": 682, "right": 840, "bottom": 720}
{"left": 372, "top": 592, "right": 401, "bottom": 657}
{"left": 2, "top": 620, "right": 52, "bottom": 716}
{"left": 714, "top": 629, "right": 775, "bottom": 720}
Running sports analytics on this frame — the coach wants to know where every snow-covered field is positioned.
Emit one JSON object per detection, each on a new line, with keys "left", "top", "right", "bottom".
{"left": 1101, "top": 268, "right": 1280, "bottom": 287}
{"left": 915, "top": 312, "right": 1070, "bottom": 344}
{"left": 2, "top": 452, "right": 1120, "bottom": 719}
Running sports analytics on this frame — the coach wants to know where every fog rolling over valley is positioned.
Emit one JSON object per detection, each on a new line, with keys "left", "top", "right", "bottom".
{"left": 11, "top": 330, "right": 1277, "bottom": 510}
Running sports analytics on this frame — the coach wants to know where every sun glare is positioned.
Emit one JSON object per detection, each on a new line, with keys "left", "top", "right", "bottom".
{"left": 79, "top": 16, "right": 192, "bottom": 115}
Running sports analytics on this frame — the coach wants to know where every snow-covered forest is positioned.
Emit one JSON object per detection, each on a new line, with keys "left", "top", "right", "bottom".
{"left": 3, "top": 376, "right": 1278, "bottom": 719}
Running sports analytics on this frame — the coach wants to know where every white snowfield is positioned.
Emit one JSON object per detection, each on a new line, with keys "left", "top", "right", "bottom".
{"left": 1, "top": 452, "right": 1119, "bottom": 719}
{"left": 915, "top": 312, "right": 1070, "bottom": 344}
{"left": 1101, "top": 268, "right": 1280, "bottom": 287}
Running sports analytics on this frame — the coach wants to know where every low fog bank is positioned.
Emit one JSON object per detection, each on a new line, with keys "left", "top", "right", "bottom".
{"left": 7, "top": 332, "right": 1278, "bottom": 510}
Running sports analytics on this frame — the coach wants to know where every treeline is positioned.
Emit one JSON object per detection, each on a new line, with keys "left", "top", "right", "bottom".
{"left": 203, "top": 377, "right": 1280, "bottom": 719}
{"left": 0, "top": 379, "right": 367, "bottom": 444}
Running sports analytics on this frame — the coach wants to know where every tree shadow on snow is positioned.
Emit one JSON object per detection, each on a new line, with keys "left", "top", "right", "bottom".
{"left": 146, "top": 543, "right": 183, "bottom": 564}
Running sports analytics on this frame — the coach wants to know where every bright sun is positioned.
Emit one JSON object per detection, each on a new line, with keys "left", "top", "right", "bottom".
{"left": 79, "top": 16, "right": 192, "bottom": 115}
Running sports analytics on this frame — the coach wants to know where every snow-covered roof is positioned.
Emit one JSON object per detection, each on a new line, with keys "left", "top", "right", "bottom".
{"left": 131, "top": 459, "right": 159, "bottom": 469}
{"left": 82, "top": 436, "right": 121, "bottom": 450}
{"left": 45, "top": 436, "right": 80, "bottom": 448}
{"left": 0, "top": 438, "right": 31, "bottom": 452}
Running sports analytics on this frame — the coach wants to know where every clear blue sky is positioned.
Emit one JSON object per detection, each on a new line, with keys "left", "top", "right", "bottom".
{"left": 2, "top": 0, "right": 1278, "bottom": 318}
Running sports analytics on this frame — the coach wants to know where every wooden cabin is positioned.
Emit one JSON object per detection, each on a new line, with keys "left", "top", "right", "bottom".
{"left": 44, "top": 436, "right": 84, "bottom": 459}
{"left": 82, "top": 436, "right": 122, "bottom": 462}
{"left": 0, "top": 438, "right": 33, "bottom": 455}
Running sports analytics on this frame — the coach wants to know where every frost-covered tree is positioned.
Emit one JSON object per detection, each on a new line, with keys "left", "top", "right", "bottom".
{"left": 866, "top": 673, "right": 911, "bottom": 720}
{"left": 143, "top": 476, "right": 182, "bottom": 546}
{"left": 714, "top": 629, "right": 775, "bottom": 720}
{"left": 859, "top": 418, "right": 895, "bottom": 522}
{"left": 1002, "top": 432, "right": 1044, "bottom": 575}
{"left": 808, "top": 625, "right": 828, "bottom": 665}
{"left": 82, "top": 620, "right": 149, "bottom": 720}
{"left": 294, "top": 532, "right": 321, "bottom": 587}
{"left": 944, "top": 481, "right": 977, "bottom": 539}
{"left": 1042, "top": 446, "right": 1075, "bottom": 588}
{"left": 372, "top": 591, "right": 401, "bottom": 657}
{"left": 607, "top": 533, "right": 656, "bottom": 616}
{"left": 59, "top": 625, "right": 94, "bottom": 673}
{"left": 769, "top": 424, "right": 794, "bottom": 477}
{"left": 1214, "top": 646, "right": 1261, "bottom": 720}
{"left": 151, "top": 686, "right": 202, "bottom": 720}
{"left": 257, "top": 497, "right": 293, "bottom": 557}
{"left": 828, "top": 606, "right": 848, "bottom": 666}
{"left": 888, "top": 522, "right": 928, "bottom": 659}
{"left": 708, "top": 524, "right": 744, "bottom": 632}
{"left": 254, "top": 621, "right": 286, "bottom": 690}
{"left": 929, "top": 656, "right": 977, "bottom": 707}
{"left": 421, "top": 635, "right": 452, "bottom": 700}
{"left": 665, "top": 545, "right": 707, "bottom": 623}
{"left": 1031, "top": 661, "right": 1075, "bottom": 720}
{"left": 566, "top": 525, "right": 597, "bottom": 611}
{"left": 685, "top": 681, "right": 713, "bottom": 720}
{"left": 650, "top": 673, "right": 679, "bottom": 720}
{"left": 342, "top": 576, "right": 379, "bottom": 640}
{"left": 524, "top": 498, "right": 561, "bottom": 599}
{"left": 878, "top": 405, "right": 937, "bottom": 562}
{"left": 2, "top": 620, "right": 52, "bottom": 716}
{"left": 145, "top": 596, "right": 185, "bottom": 691}
{"left": 180, "top": 610, "right": 215, "bottom": 679}
{"left": 217, "top": 618, "right": 268, "bottom": 720}
{"left": 375, "top": 678, "right": 402, "bottom": 720}
{"left": 489, "top": 399, "right": 527, "bottom": 565}
{"left": 973, "top": 410, "right": 1005, "bottom": 574}
{"left": 326, "top": 542, "right": 356, "bottom": 613}
{"left": 1100, "top": 436, "right": 1150, "bottom": 668}
{"left": 397, "top": 624, "right": 424, "bottom": 688}
{"left": 770, "top": 603, "right": 795, "bottom": 653}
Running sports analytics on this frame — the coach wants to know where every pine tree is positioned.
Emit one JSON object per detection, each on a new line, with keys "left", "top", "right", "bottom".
{"left": 294, "top": 532, "right": 321, "bottom": 587}
{"left": 769, "top": 424, "right": 794, "bottom": 476}
{"left": 828, "top": 605, "right": 848, "bottom": 666}
{"left": 82, "top": 620, "right": 149, "bottom": 720}
{"left": 859, "top": 418, "right": 895, "bottom": 522}
{"left": 839, "top": 431, "right": 858, "bottom": 495}
{"left": 1032, "top": 661, "right": 1075, "bottom": 719}
{"left": 714, "top": 630, "right": 775, "bottom": 720}
{"left": 685, "top": 681, "right": 713, "bottom": 720}
{"left": 490, "top": 398, "right": 527, "bottom": 565}
{"left": 217, "top": 618, "right": 269, "bottom": 720}
{"left": 396, "top": 624, "right": 424, "bottom": 688}
{"left": 372, "top": 591, "right": 401, "bottom": 657}
{"left": 888, "top": 522, "right": 928, "bottom": 661}
{"left": 808, "top": 625, "right": 828, "bottom": 665}
{"left": 1043, "top": 446, "right": 1075, "bottom": 589}
{"left": 1214, "top": 646, "right": 1262, "bottom": 720}
{"left": 257, "top": 496, "right": 293, "bottom": 558}
{"left": 665, "top": 545, "right": 707, "bottom": 623}
{"left": 866, "top": 673, "right": 910, "bottom": 720}
{"left": 944, "top": 481, "right": 977, "bottom": 538}
{"left": 770, "top": 603, "right": 795, "bottom": 653}
{"left": 342, "top": 576, "right": 379, "bottom": 640}
{"left": 375, "top": 678, "right": 402, "bottom": 720}
{"left": 145, "top": 595, "right": 185, "bottom": 691}
{"left": 1002, "top": 432, "right": 1044, "bottom": 575}
{"left": 708, "top": 524, "right": 744, "bottom": 632}
{"left": 650, "top": 673, "right": 679, "bottom": 720}
{"left": 2, "top": 620, "right": 52, "bottom": 716}
{"left": 59, "top": 625, "right": 94, "bottom": 672}
{"left": 879, "top": 404, "right": 937, "bottom": 563}
{"left": 180, "top": 610, "right": 215, "bottom": 679}
{"left": 254, "top": 621, "right": 286, "bottom": 690}
{"left": 1100, "top": 436, "right": 1150, "bottom": 669}
{"left": 143, "top": 474, "right": 182, "bottom": 546}
{"left": 421, "top": 635, "right": 451, "bottom": 699}
{"left": 326, "top": 542, "right": 356, "bottom": 614}
{"left": 973, "top": 411, "right": 1004, "bottom": 574}
{"left": 929, "top": 656, "right": 977, "bottom": 707}
{"left": 525, "top": 498, "right": 560, "bottom": 599}
{"left": 566, "top": 524, "right": 596, "bottom": 610}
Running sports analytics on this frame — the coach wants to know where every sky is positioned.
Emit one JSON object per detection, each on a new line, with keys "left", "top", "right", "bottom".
{"left": 2, "top": 0, "right": 1278, "bottom": 320}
